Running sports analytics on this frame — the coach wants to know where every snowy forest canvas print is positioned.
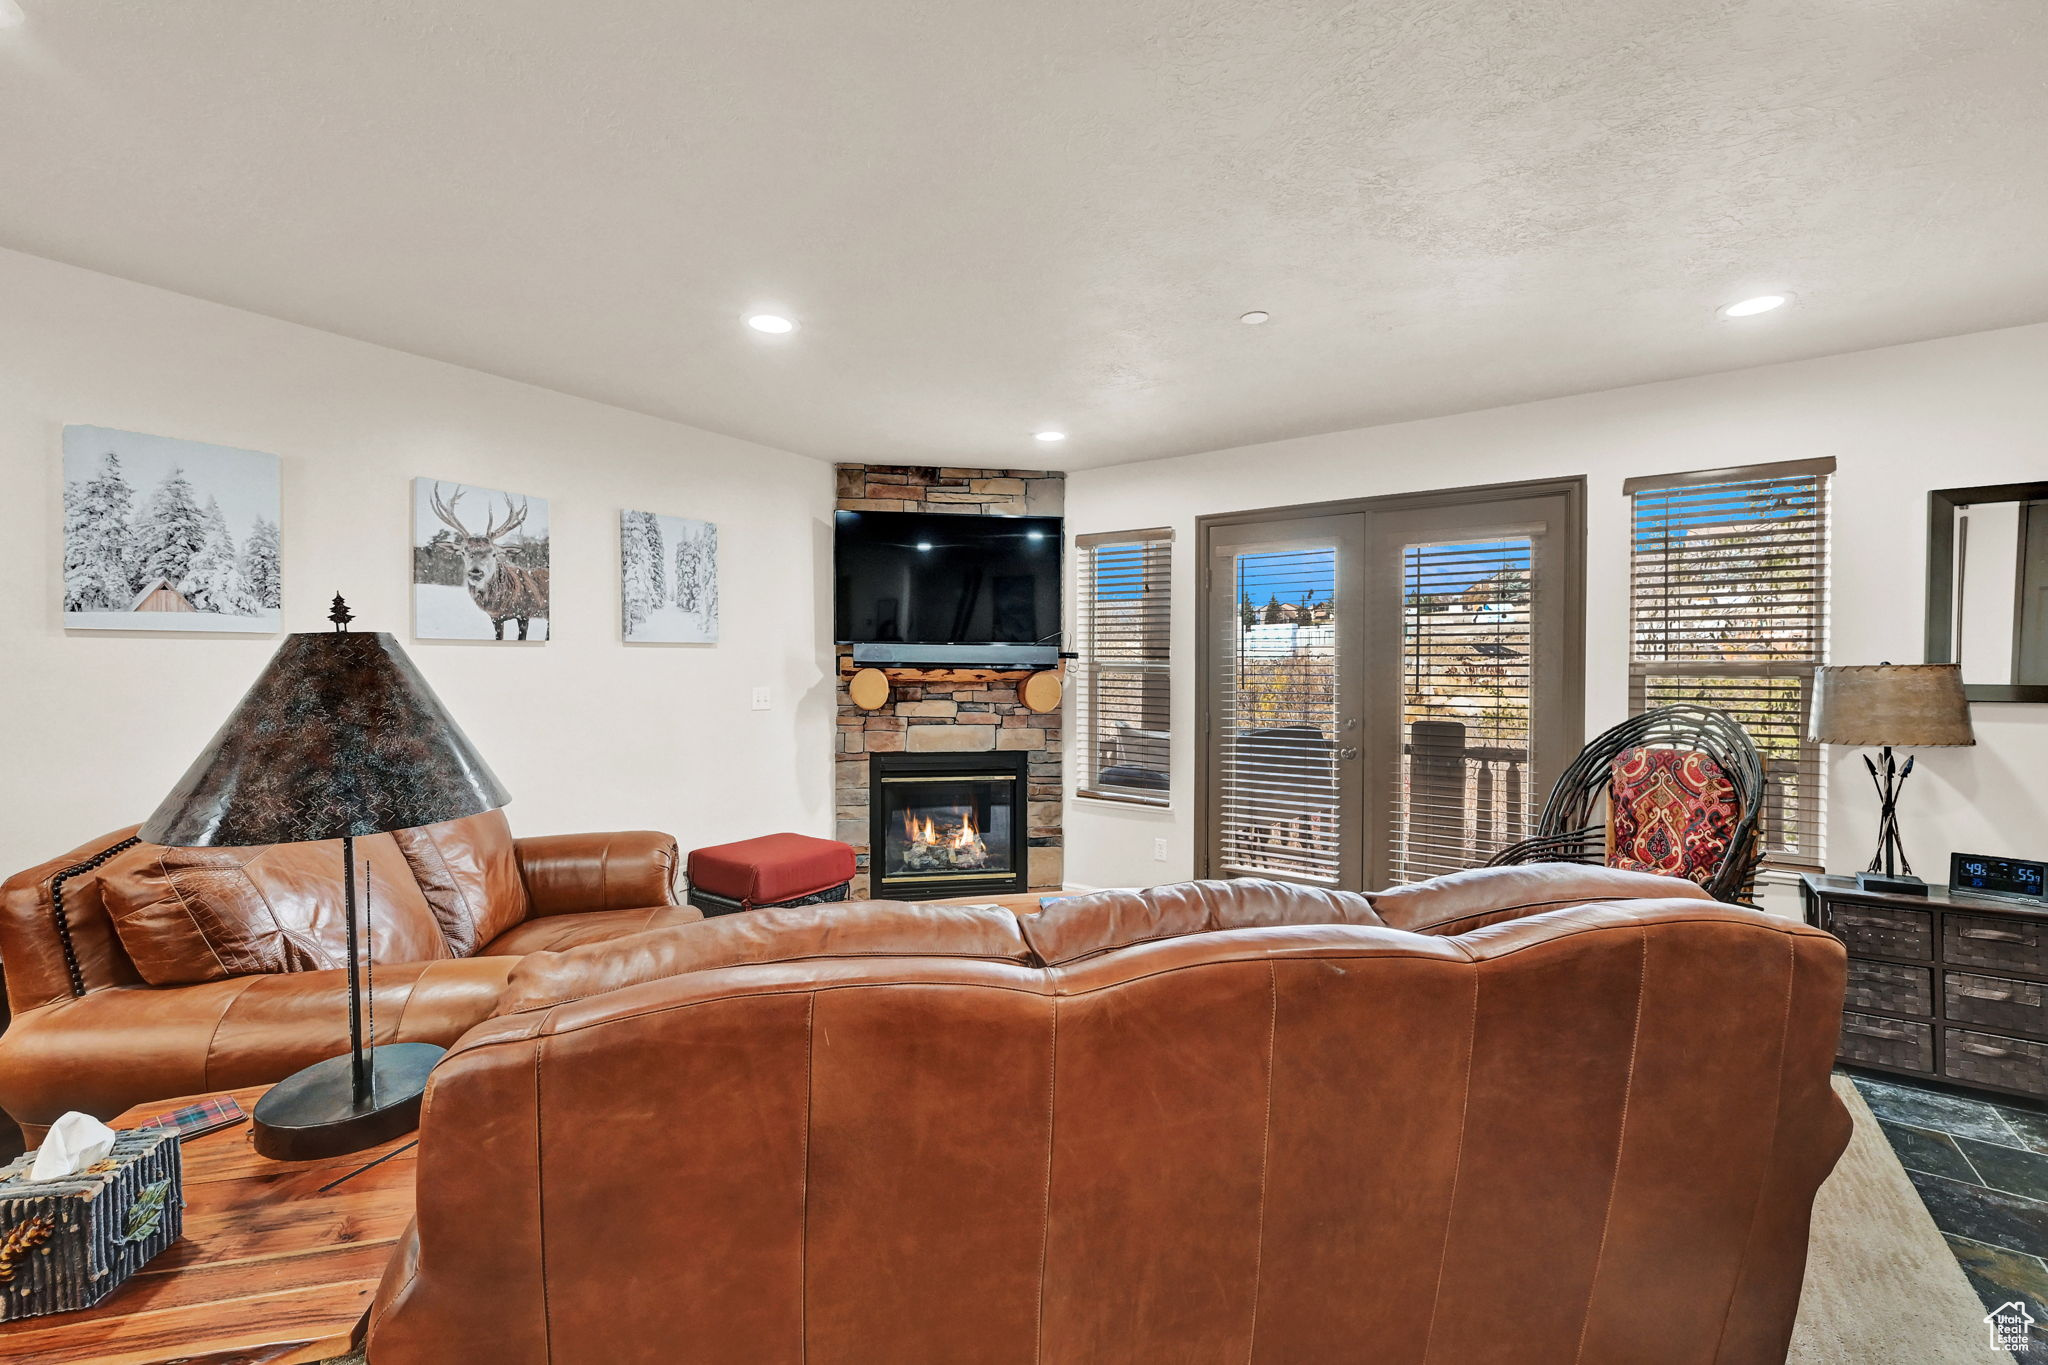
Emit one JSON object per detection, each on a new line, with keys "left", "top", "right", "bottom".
{"left": 413, "top": 479, "right": 551, "bottom": 641}
{"left": 621, "top": 510, "right": 718, "bottom": 643}
{"left": 62, "top": 426, "right": 282, "bottom": 633}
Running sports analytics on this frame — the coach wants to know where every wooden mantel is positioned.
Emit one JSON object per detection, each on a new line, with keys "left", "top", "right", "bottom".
{"left": 835, "top": 657, "right": 1066, "bottom": 686}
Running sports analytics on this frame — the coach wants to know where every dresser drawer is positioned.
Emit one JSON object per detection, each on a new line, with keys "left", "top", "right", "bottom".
{"left": 1845, "top": 960, "right": 1934, "bottom": 1017}
{"left": 1943, "top": 1029, "right": 2048, "bottom": 1099}
{"left": 1824, "top": 902, "right": 1933, "bottom": 961}
{"left": 1839, "top": 1011, "right": 1934, "bottom": 1073}
{"left": 1945, "top": 972, "right": 2048, "bottom": 1039}
{"left": 1946, "top": 912, "right": 2048, "bottom": 977}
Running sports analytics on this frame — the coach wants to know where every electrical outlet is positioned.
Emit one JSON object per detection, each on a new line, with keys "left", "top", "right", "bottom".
{"left": 1153, "top": 838, "right": 1169, "bottom": 862}
{"left": 750, "top": 686, "right": 772, "bottom": 711}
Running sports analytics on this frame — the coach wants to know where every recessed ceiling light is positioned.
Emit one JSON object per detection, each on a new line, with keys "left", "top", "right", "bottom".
{"left": 1239, "top": 311, "right": 1271, "bottom": 325}
{"left": 746, "top": 314, "right": 797, "bottom": 334}
{"left": 1719, "top": 294, "right": 1788, "bottom": 319}
{"left": 1034, "top": 430, "right": 1067, "bottom": 443}
{"left": 0, "top": 1, "right": 26, "bottom": 28}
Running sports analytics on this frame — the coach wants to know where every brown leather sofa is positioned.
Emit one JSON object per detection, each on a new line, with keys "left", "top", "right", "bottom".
{"left": 368, "top": 864, "right": 1850, "bottom": 1364}
{"left": 0, "top": 810, "right": 699, "bottom": 1139}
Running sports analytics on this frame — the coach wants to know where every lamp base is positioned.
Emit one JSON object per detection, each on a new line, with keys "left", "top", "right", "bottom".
{"left": 1857, "top": 871, "right": 1929, "bottom": 897}
{"left": 251, "top": 1042, "right": 445, "bottom": 1162}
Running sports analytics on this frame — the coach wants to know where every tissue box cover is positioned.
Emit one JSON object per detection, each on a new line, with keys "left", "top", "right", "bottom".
{"left": 0, "top": 1128, "right": 183, "bottom": 1321}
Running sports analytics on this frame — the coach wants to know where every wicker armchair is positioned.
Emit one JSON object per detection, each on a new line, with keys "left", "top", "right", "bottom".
{"left": 1484, "top": 705, "right": 1766, "bottom": 905}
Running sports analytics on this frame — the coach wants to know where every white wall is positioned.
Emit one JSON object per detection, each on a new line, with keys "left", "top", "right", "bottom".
{"left": 1064, "top": 322, "right": 2048, "bottom": 900}
{"left": 0, "top": 248, "right": 836, "bottom": 876}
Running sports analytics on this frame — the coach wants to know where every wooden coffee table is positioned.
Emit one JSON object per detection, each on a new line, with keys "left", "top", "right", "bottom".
{"left": 0, "top": 1084, "right": 418, "bottom": 1365}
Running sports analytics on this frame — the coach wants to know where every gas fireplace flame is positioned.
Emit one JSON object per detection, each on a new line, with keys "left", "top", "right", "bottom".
{"left": 901, "top": 808, "right": 981, "bottom": 850}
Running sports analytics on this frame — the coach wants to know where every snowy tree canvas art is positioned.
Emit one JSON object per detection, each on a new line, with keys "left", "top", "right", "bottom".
{"left": 621, "top": 510, "right": 718, "bottom": 643}
{"left": 413, "top": 478, "right": 551, "bottom": 641}
{"left": 62, "top": 426, "right": 282, "bottom": 633}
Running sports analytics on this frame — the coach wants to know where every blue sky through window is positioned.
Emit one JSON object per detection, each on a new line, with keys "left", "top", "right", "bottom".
{"left": 1100, "top": 480, "right": 1806, "bottom": 605}
{"left": 1632, "top": 478, "right": 1815, "bottom": 548}
{"left": 1401, "top": 540, "right": 1530, "bottom": 597}
{"left": 1228, "top": 540, "right": 1532, "bottom": 610}
{"left": 1236, "top": 552, "right": 1335, "bottom": 609}
{"left": 1092, "top": 544, "right": 1150, "bottom": 598}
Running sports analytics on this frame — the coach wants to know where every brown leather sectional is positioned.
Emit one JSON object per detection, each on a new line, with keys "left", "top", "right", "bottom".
{"left": 0, "top": 810, "right": 699, "bottom": 1138}
{"left": 367, "top": 864, "right": 1851, "bottom": 1364}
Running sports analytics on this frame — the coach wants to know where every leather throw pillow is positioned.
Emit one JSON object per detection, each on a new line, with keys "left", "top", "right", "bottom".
{"left": 99, "top": 834, "right": 450, "bottom": 986}
{"left": 389, "top": 810, "right": 531, "bottom": 956}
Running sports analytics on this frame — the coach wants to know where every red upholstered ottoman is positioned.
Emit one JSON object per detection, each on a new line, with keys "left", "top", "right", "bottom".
{"left": 686, "top": 833, "right": 857, "bottom": 915}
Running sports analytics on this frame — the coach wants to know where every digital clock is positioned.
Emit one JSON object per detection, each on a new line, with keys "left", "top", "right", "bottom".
{"left": 1949, "top": 853, "right": 2048, "bottom": 904}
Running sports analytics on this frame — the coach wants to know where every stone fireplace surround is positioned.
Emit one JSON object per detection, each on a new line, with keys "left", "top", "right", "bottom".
{"left": 833, "top": 463, "right": 1065, "bottom": 897}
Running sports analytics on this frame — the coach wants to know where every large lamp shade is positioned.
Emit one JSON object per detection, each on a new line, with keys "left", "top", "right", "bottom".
{"left": 142, "top": 630, "right": 509, "bottom": 848}
{"left": 139, "top": 618, "right": 507, "bottom": 1159}
{"left": 1808, "top": 663, "right": 1975, "bottom": 749}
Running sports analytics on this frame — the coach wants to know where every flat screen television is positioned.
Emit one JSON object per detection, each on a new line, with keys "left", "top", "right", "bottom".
{"left": 834, "top": 510, "right": 1062, "bottom": 650}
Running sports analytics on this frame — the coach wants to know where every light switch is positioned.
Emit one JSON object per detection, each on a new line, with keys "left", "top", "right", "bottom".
{"left": 1153, "top": 838, "right": 1169, "bottom": 862}
{"left": 751, "top": 686, "right": 772, "bottom": 711}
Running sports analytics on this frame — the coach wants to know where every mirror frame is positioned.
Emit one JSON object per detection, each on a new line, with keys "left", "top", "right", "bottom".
{"left": 1926, "top": 482, "right": 2048, "bottom": 702}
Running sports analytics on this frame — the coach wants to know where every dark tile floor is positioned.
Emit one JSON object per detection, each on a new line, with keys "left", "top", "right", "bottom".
{"left": 1855, "top": 1071, "right": 2048, "bottom": 1355}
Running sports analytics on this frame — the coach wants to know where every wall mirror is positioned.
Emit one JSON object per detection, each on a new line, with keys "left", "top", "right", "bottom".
{"left": 1927, "top": 483, "right": 2048, "bottom": 702}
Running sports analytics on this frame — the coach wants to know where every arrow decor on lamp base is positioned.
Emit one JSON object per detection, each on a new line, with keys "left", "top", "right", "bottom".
{"left": 1857, "top": 745, "right": 1926, "bottom": 896}
{"left": 140, "top": 594, "right": 510, "bottom": 1161}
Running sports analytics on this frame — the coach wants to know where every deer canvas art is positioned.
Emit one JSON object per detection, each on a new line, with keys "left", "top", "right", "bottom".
{"left": 412, "top": 478, "right": 552, "bottom": 641}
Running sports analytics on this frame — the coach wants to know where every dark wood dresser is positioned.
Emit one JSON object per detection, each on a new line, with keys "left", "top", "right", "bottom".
{"left": 1802, "top": 873, "right": 2048, "bottom": 1103}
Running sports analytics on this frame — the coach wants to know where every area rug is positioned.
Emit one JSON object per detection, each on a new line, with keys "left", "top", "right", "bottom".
{"left": 1791, "top": 1075, "right": 2017, "bottom": 1364}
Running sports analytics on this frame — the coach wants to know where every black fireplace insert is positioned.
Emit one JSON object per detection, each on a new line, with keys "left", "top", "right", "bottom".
{"left": 869, "top": 750, "right": 1029, "bottom": 900}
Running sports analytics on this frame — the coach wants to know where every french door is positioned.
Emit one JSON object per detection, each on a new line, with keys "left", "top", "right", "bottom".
{"left": 1199, "top": 481, "right": 1583, "bottom": 891}
{"left": 1205, "top": 514, "right": 1369, "bottom": 888}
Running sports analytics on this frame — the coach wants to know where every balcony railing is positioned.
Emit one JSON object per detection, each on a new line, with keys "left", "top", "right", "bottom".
{"left": 1396, "top": 719, "right": 1529, "bottom": 882}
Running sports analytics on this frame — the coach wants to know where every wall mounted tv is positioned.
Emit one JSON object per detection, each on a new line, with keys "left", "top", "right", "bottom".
{"left": 834, "top": 510, "right": 1062, "bottom": 665}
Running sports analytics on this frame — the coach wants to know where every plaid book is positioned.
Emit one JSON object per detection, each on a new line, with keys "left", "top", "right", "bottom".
{"left": 137, "top": 1095, "right": 246, "bottom": 1139}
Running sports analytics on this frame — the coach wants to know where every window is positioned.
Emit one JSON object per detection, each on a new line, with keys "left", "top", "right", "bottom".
{"left": 1626, "top": 458, "right": 1834, "bottom": 871}
{"left": 1076, "top": 529, "right": 1173, "bottom": 804}
{"left": 1392, "top": 535, "right": 1536, "bottom": 884}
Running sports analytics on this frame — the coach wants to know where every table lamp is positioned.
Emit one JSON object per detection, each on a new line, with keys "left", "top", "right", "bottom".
{"left": 1808, "top": 662, "right": 1974, "bottom": 896}
{"left": 140, "top": 596, "right": 509, "bottom": 1159}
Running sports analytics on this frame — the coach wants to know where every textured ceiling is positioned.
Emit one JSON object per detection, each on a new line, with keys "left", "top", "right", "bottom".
{"left": 1, "top": 2, "right": 2045, "bottom": 470}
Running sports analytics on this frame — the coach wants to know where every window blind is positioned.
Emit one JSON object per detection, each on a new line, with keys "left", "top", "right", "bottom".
{"left": 1214, "top": 545, "right": 1341, "bottom": 882}
{"left": 1391, "top": 537, "right": 1536, "bottom": 883}
{"left": 1076, "top": 529, "right": 1173, "bottom": 805}
{"left": 1627, "top": 458, "right": 1834, "bottom": 871}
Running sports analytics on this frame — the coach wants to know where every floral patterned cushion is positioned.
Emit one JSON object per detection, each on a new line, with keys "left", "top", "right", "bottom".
{"left": 1605, "top": 747, "right": 1736, "bottom": 888}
